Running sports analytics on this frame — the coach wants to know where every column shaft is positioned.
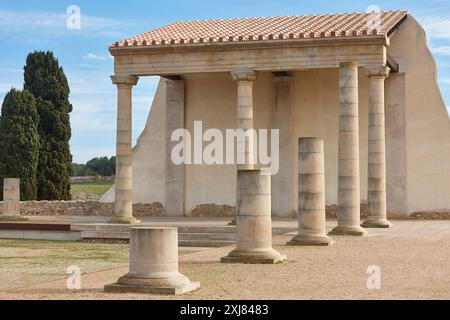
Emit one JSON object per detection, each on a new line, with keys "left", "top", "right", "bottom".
{"left": 272, "top": 75, "right": 295, "bottom": 217}
{"left": 232, "top": 70, "right": 256, "bottom": 169}
{"left": 111, "top": 75, "right": 139, "bottom": 224}
{"left": 165, "top": 79, "right": 185, "bottom": 216}
{"left": 330, "top": 62, "right": 367, "bottom": 236}
{"left": 363, "top": 67, "right": 393, "bottom": 228}
{"left": 288, "top": 138, "right": 333, "bottom": 246}
{"left": 222, "top": 169, "right": 286, "bottom": 264}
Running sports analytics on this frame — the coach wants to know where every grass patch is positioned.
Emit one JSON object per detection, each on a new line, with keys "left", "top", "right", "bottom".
{"left": 70, "top": 182, "right": 113, "bottom": 200}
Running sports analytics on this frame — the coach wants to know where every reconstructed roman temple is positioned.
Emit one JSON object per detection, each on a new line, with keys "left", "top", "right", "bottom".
{"left": 102, "top": 10, "right": 450, "bottom": 223}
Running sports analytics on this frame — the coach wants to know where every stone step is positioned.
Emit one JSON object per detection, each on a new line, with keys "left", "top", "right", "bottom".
{"left": 178, "top": 226, "right": 236, "bottom": 234}
{"left": 178, "top": 232, "right": 236, "bottom": 241}
{"left": 178, "top": 239, "right": 235, "bottom": 248}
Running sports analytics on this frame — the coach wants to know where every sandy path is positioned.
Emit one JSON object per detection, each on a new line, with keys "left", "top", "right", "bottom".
{"left": 1, "top": 220, "right": 449, "bottom": 300}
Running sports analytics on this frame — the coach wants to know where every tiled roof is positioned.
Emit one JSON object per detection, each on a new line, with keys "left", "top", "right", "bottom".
{"left": 112, "top": 10, "right": 408, "bottom": 48}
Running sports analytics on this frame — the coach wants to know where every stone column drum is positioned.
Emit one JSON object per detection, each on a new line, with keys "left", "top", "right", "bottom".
{"left": 110, "top": 75, "right": 140, "bottom": 224}
{"left": 362, "top": 67, "right": 393, "bottom": 228}
{"left": 1, "top": 178, "right": 28, "bottom": 221}
{"left": 105, "top": 227, "right": 200, "bottom": 295}
{"left": 222, "top": 169, "right": 287, "bottom": 264}
{"left": 231, "top": 70, "right": 257, "bottom": 170}
{"left": 330, "top": 62, "right": 367, "bottom": 236}
{"left": 288, "top": 138, "right": 333, "bottom": 246}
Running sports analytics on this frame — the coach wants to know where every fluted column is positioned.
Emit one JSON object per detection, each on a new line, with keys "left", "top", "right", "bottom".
{"left": 362, "top": 66, "right": 393, "bottom": 228}
{"left": 330, "top": 62, "right": 367, "bottom": 236}
{"left": 110, "top": 75, "right": 140, "bottom": 224}
{"left": 231, "top": 70, "right": 257, "bottom": 169}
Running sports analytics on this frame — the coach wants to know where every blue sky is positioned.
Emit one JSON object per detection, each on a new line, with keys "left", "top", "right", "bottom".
{"left": 1, "top": 0, "right": 450, "bottom": 163}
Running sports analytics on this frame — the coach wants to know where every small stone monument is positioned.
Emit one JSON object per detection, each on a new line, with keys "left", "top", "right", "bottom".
{"left": 0, "top": 178, "right": 28, "bottom": 221}
{"left": 105, "top": 227, "right": 200, "bottom": 295}
{"left": 288, "top": 138, "right": 333, "bottom": 246}
{"left": 221, "top": 168, "right": 286, "bottom": 264}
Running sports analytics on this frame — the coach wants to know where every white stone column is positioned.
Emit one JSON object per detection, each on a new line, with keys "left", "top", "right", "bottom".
{"left": 105, "top": 227, "right": 200, "bottom": 295}
{"left": 231, "top": 70, "right": 257, "bottom": 170}
{"left": 272, "top": 74, "right": 295, "bottom": 218}
{"left": 288, "top": 138, "right": 333, "bottom": 246}
{"left": 165, "top": 78, "right": 185, "bottom": 216}
{"left": 110, "top": 75, "right": 140, "bottom": 224}
{"left": 362, "top": 66, "right": 393, "bottom": 228}
{"left": 0, "top": 178, "right": 27, "bottom": 221}
{"left": 330, "top": 62, "right": 367, "bottom": 236}
{"left": 222, "top": 169, "right": 287, "bottom": 264}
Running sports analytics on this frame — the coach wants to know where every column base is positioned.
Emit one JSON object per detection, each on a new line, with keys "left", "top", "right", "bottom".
{"left": 328, "top": 225, "right": 368, "bottom": 236}
{"left": 361, "top": 219, "right": 393, "bottom": 228}
{"left": 109, "top": 216, "right": 141, "bottom": 224}
{"left": 221, "top": 248, "right": 287, "bottom": 264}
{"left": 0, "top": 215, "right": 29, "bottom": 222}
{"left": 104, "top": 281, "right": 200, "bottom": 295}
{"left": 287, "top": 235, "right": 334, "bottom": 246}
{"left": 104, "top": 271, "right": 200, "bottom": 295}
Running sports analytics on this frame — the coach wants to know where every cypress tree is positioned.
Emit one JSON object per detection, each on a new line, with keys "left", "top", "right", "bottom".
{"left": 24, "top": 51, "right": 73, "bottom": 200}
{"left": 0, "top": 89, "right": 40, "bottom": 201}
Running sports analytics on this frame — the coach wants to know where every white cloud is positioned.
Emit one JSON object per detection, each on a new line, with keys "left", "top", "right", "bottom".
{"left": 439, "top": 78, "right": 450, "bottom": 85}
{"left": 0, "top": 9, "right": 133, "bottom": 40}
{"left": 420, "top": 15, "right": 450, "bottom": 40}
{"left": 83, "top": 53, "right": 106, "bottom": 61}
{"left": 431, "top": 46, "right": 450, "bottom": 56}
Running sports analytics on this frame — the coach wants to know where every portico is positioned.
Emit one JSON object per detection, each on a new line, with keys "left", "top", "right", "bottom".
{"left": 103, "top": 11, "right": 450, "bottom": 223}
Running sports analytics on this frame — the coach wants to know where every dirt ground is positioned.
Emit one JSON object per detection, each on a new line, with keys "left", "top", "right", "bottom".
{"left": 0, "top": 220, "right": 449, "bottom": 300}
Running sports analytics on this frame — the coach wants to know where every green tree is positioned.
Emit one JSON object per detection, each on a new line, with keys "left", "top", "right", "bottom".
{"left": 24, "top": 51, "right": 73, "bottom": 200}
{"left": 86, "top": 156, "right": 116, "bottom": 176}
{"left": 0, "top": 89, "right": 40, "bottom": 201}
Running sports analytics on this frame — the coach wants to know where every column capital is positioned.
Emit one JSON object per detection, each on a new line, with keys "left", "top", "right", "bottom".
{"left": 111, "top": 75, "right": 139, "bottom": 86}
{"left": 231, "top": 70, "right": 256, "bottom": 82}
{"left": 365, "top": 66, "right": 390, "bottom": 79}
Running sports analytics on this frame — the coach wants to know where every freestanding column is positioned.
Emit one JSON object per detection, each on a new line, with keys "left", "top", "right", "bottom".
{"left": 231, "top": 70, "right": 257, "bottom": 170}
{"left": 222, "top": 169, "right": 286, "bottom": 264}
{"left": 272, "top": 74, "right": 295, "bottom": 217}
{"left": 362, "top": 67, "right": 393, "bottom": 228}
{"left": 165, "top": 78, "right": 185, "bottom": 216}
{"left": 330, "top": 62, "right": 367, "bottom": 236}
{"left": 110, "top": 75, "right": 140, "bottom": 224}
{"left": 0, "top": 178, "right": 27, "bottom": 221}
{"left": 288, "top": 138, "right": 333, "bottom": 246}
{"left": 105, "top": 227, "right": 200, "bottom": 295}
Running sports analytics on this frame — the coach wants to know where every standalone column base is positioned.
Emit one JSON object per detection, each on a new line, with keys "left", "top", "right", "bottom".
{"left": 221, "top": 249, "right": 287, "bottom": 264}
{"left": 109, "top": 216, "right": 141, "bottom": 224}
{"left": 104, "top": 272, "right": 200, "bottom": 295}
{"left": 287, "top": 235, "right": 334, "bottom": 246}
{"left": 328, "top": 225, "right": 368, "bottom": 236}
{"left": 0, "top": 215, "right": 29, "bottom": 222}
{"left": 361, "top": 219, "right": 393, "bottom": 229}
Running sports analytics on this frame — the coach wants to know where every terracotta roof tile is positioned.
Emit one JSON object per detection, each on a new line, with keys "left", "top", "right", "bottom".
{"left": 112, "top": 10, "right": 408, "bottom": 48}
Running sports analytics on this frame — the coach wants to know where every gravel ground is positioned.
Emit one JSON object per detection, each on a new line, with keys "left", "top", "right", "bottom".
{"left": 0, "top": 220, "right": 449, "bottom": 300}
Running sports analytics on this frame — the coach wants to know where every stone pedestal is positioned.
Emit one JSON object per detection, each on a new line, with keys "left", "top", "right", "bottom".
{"left": 105, "top": 227, "right": 200, "bottom": 295}
{"left": 110, "top": 75, "right": 140, "bottom": 224}
{"left": 288, "top": 138, "right": 333, "bottom": 246}
{"left": 222, "top": 169, "right": 286, "bottom": 264}
{"left": 362, "top": 67, "right": 393, "bottom": 229}
{"left": 330, "top": 62, "right": 367, "bottom": 236}
{"left": 0, "top": 178, "right": 27, "bottom": 221}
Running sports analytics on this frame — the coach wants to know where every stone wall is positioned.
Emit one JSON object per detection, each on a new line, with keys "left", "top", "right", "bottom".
{"left": 1, "top": 201, "right": 448, "bottom": 219}
{"left": 0, "top": 201, "right": 164, "bottom": 217}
